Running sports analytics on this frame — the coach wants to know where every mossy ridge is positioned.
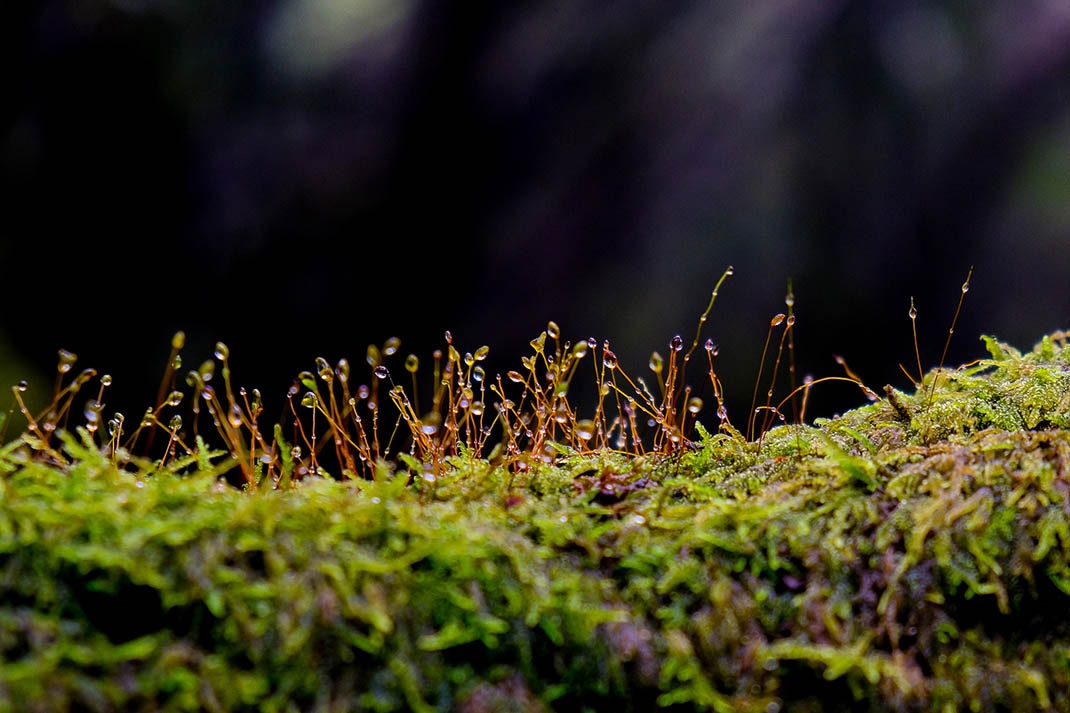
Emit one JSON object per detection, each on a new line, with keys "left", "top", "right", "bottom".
{"left": 1, "top": 332, "right": 1070, "bottom": 712}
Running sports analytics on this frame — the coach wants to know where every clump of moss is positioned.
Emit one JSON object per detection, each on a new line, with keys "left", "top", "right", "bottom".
{"left": 2, "top": 289, "right": 1070, "bottom": 711}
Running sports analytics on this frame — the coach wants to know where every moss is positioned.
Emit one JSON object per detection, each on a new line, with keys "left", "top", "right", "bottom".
{"left": 2, "top": 331, "right": 1070, "bottom": 711}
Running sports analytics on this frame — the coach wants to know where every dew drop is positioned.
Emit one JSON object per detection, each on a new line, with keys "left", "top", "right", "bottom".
{"left": 961, "top": 281, "right": 970, "bottom": 294}
{"left": 420, "top": 466, "right": 437, "bottom": 483}
{"left": 671, "top": 335, "right": 683, "bottom": 352}
{"left": 357, "top": 385, "right": 370, "bottom": 400}
{"left": 587, "top": 336, "right": 598, "bottom": 350}
{"left": 552, "top": 407, "right": 570, "bottom": 424}
{"left": 507, "top": 371, "right": 524, "bottom": 383}
{"left": 687, "top": 397, "right": 704, "bottom": 414}
{"left": 464, "top": 352, "right": 475, "bottom": 367}
{"left": 444, "top": 330, "right": 453, "bottom": 344}
{"left": 167, "top": 390, "right": 184, "bottom": 406}
{"left": 171, "top": 354, "right": 182, "bottom": 370}
{"left": 405, "top": 354, "right": 419, "bottom": 373}
{"left": 725, "top": 265, "right": 734, "bottom": 275}
{"left": 574, "top": 420, "right": 596, "bottom": 442}
{"left": 908, "top": 297, "right": 917, "bottom": 319}
{"left": 169, "top": 414, "right": 183, "bottom": 431}
{"left": 571, "top": 342, "right": 588, "bottom": 358}
{"left": 301, "top": 392, "right": 318, "bottom": 408}
{"left": 705, "top": 338, "right": 715, "bottom": 353}
{"left": 213, "top": 342, "right": 229, "bottom": 361}
{"left": 770, "top": 313, "right": 786, "bottom": 327}
{"left": 785, "top": 291, "right": 795, "bottom": 308}
{"left": 383, "top": 337, "right": 401, "bottom": 356}
{"left": 546, "top": 321, "right": 561, "bottom": 339}
{"left": 373, "top": 365, "right": 389, "bottom": 380}
{"left": 100, "top": 374, "right": 112, "bottom": 387}
{"left": 474, "top": 345, "right": 490, "bottom": 361}
{"left": 469, "top": 401, "right": 485, "bottom": 416}
{"left": 16, "top": 380, "right": 27, "bottom": 392}
{"left": 228, "top": 404, "right": 243, "bottom": 428}
{"left": 603, "top": 349, "right": 618, "bottom": 370}
{"left": 473, "top": 366, "right": 485, "bottom": 382}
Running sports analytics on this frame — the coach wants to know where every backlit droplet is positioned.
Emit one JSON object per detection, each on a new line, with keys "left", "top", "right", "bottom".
{"left": 687, "top": 397, "right": 704, "bottom": 414}
{"left": 472, "top": 366, "right": 485, "bottom": 382}
{"left": 507, "top": 371, "right": 524, "bottom": 383}
{"left": 100, "top": 374, "right": 112, "bottom": 387}
{"left": 383, "top": 337, "right": 401, "bottom": 356}
{"left": 357, "top": 385, "right": 370, "bottom": 400}
{"left": 705, "top": 339, "right": 715, "bottom": 353}
{"left": 170, "top": 414, "right": 183, "bottom": 431}
{"left": 474, "top": 345, "right": 490, "bottom": 361}
{"left": 671, "top": 335, "right": 683, "bottom": 352}
{"left": 171, "top": 355, "right": 182, "bottom": 370}
{"left": 770, "top": 313, "right": 786, "bottom": 327}
{"left": 214, "top": 342, "right": 229, "bottom": 361}
{"left": 574, "top": 420, "right": 596, "bottom": 441}
{"left": 16, "top": 380, "right": 27, "bottom": 392}
{"left": 57, "top": 349, "right": 77, "bottom": 374}
{"left": 961, "top": 281, "right": 969, "bottom": 294}
{"left": 649, "top": 351, "right": 664, "bottom": 374}
{"left": 603, "top": 350, "right": 618, "bottom": 370}
{"left": 167, "top": 390, "right": 184, "bottom": 406}
{"left": 587, "top": 337, "right": 598, "bottom": 350}
{"left": 199, "top": 360, "right": 215, "bottom": 381}
{"left": 373, "top": 365, "right": 389, "bottom": 380}
{"left": 469, "top": 401, "right": 485, "bottom": 416}
{"left": 405, "top": 354, "right": 419, "bottom": 373}
{"left": 571, "top": 342, "right": 589, "bottom": 358}
{"left": 228, "top": 404, "right": 243, "bottom": 428}
{"left": 908, "top": 297, "right": 917, "bottom": 319}
{"left": 546, "top": 321, "right": 561, "bottom": 339}
{"left": 725, "top": 265, "right": 735, "bottom": 275}
{"left": 464, "top": 352, "right": 475, "bottom": 367}
{"left": 444, "top": 330, "right": 453, "bottom": 344}
{"left": 785, "top": 291, "right": 795, "bottom": 308}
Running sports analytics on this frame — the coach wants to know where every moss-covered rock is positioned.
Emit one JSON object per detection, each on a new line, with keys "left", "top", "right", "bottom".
{"left": 2, "top": 332, "right": 1070, "bottom": 712}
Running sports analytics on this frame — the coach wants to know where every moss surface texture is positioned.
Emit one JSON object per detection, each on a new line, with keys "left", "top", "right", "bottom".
{"left": 3, "top": 331, "right": 1070, "bottom": 712}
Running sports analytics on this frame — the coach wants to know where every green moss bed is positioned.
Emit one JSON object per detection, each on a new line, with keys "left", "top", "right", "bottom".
{"left": 4, "top": 332, "right": 1070, "bottom": 712}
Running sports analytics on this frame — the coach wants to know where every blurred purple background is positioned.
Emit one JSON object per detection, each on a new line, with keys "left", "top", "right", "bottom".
{"left": 3, "top": 0, "right": 1069, "bottom": 422}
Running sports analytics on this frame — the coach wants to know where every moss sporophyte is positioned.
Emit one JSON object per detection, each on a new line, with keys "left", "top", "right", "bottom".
{"left": 3, "top": 269, "right": 1070, "bottom": 712}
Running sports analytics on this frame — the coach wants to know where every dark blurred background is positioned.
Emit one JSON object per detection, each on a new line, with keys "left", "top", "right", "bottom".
{"left": 2, "top": 0, "right": 1069, "bottom": 425}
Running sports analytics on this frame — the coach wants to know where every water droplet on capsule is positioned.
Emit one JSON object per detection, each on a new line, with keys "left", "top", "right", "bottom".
{"left": 170, "top": 414, "right": 183, "bottom": 431}
{"left": 571, "top": 342, "right": 588, "bottom": 358}
{"left": 301, "top": 392, "right": 318, "bottom": 408}
{"left": 770, "top": 314, "right": 786, "bottom": 327}
{"left": 474, "top": 345, "right": 490, "bottom": 361}
{"left": 603, "top": 350, "right": 618, "bottom": 370}
{"left": 546, "top": 321, "right": 561, "bottom": 339}
{"left": 228, "top": 404, "right": 243, "bottom": 428}
{"left": 574, "top": 420, "right": 596, "bottom": 441}
{"left": 507, "top": 371, "right": 524, "bottom": 383}
{"left": 648, "top": 351, "right": 664, "bottom": 373}
{"left": 469, "top": 401, "right": 485, "bottom": 416}
{"left": 214, "top": 342, "right": 229, "bottom": 361}
{"left": 383, "top": 337, "right": 401, "bottom": 356}
{"left": 373, "top": 365, "right": 389, "bottom": 380}
{"left": 908, "top": 297, "right": 917, "bottom": 319}
{"left": 687, "top": 397, "right": 704, "bottom": 414}
{"left": 57, "top": 349, "right": 77, "bottom": 374}
{"left": 405, "top": 354, "right": 419, "bottom": 373}
{"left": 167, "top": 390, "right": 184, "bottom": 406}
{"left": 671, "top": 335, "right": 683, "bottom": 352}
{"left": 100, "top": 374, "right": 113, "bottom": 387}
{"left": 16, "top": 380, "right": 27, "bottom": 392}
{"left": 725, "top": 265, "right": 735, "bottom": 275}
